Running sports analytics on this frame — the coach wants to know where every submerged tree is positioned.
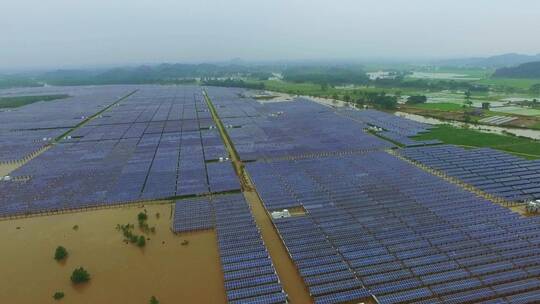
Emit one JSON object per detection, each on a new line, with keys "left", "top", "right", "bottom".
{"left": 54, "top": 246, "right": 68, "bottom": 261}
{"left": 53, "top": 291, "right": 65, "bottom": 300}
{"left": 70, "top": 267, "right": 90, "bottom": 284}
{"left": 137, "top": 235, "right": 146, "bottom": 247}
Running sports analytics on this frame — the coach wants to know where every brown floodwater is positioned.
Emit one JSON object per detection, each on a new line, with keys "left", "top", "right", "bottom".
{"left": 0, "top": 203, "right": 226, "bottom": 304}
{"left": 243, "top": 190, "right": 314, "bottom": 304}
{"left": 205, "top": 89, "right": 313, "bottom": 303}
{"left": 0, "top": 162, "right": 19, "bottom": 177}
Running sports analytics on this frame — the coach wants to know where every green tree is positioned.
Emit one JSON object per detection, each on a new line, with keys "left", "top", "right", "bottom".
{"left": 464, "top": 90, "right": 472, "bottom": 107}
{"left": 138, "top": 212, "right": 148, "bottom": 222}
{"left": 71, "top": 267, "right": 90, "bottom": 284}
{"left": 530, "top": 83, "right": 540, "bottom": 94}
{"left": 406, "top": 95, "right": 427, "bottom": 104}
{"left": 137, "top": 235, "right": 146, "bottom": 247}
{"left": 54, "top": 246, "right": 68, "bottom": 261}
{"left": 368, "top": 93, "right": 397, "bottom": 110}
{"left": 149, "top": 296, "right": 160, "bottom": 304}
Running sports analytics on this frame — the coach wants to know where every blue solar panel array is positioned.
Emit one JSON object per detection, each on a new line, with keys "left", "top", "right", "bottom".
{"left": 0, "top": 86, "right": 239, "bottom": 217}
{"left": 5, "top": 85, "right": 540, "bottom": 303}
{"left": 172, "top": 198, "right": 214, "bottom": 232}
{"left": 400, "top": 145, "right": 540, "bottom": 202}
{"left": 0, "top": 86, "right": 133, "bottom": 162}
{"left": 172, "top": 194, "right": 287, "bottom": 303}
{"left": 207, "top": 161, "right": 241, "bottom": 193}
{"left": 248, "top": 152, "right": 540, "bottom": 304}
{"left": 205, "top": 87, "right": 394, "bottom": 161}
{"left": 338, "top": 109, "right": 442, "bottom": 147}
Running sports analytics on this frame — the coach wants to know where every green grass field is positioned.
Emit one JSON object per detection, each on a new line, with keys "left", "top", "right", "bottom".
{"left": 246, "top": 79, "right": 423, "bottom": 99}
{"left": 475, "top": 78, "right": 540, "bottom": 91}
{"left": 414, "top": 125, "right": 540, "bottom": 159}
{"left": 0, "top": 94, "right": 69, "bottom": 108}
{"left": 410, "top": 103, "right": 464, "bottom": 112}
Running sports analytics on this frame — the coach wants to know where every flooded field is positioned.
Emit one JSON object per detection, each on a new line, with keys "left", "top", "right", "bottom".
{"left": 395, "top": 111, "right": 540, "bottom": 140}
{"left": 409, "top": 72, "right": 481, "bottom": 80}
{"left": 242, "top": 190, "right": 313, "bottom": 303}
{"left": 0, "top": 203, "right": 225, "bottom": 304}
{"left": 491, "top": 106, "right": 540, "bottom": 117}
{"left": 0, "top": 162, "right": 18, "bottom": 176}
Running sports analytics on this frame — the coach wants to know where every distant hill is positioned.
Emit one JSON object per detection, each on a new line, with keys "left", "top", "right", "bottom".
{"left": 436, "top": 53, "right": 540, "bottom": 68}
{"left": 492, "top": 61, "right": 540, "bottom": 78}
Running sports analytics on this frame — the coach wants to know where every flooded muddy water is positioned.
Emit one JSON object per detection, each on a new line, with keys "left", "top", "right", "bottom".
{"left": 0, "top": 162, "right": 18, "bottom": 177}
{"left": 0, "top": 203, "right": 225, "bottom": 304}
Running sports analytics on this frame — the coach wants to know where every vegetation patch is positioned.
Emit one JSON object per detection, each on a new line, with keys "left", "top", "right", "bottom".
{"left": 282, "top": 65, "right": 369, "bottom": 85}
{"left": 203, "top": 78, "right": 264, "bottom": 89}
{"left": 409, "top": 103, "right": 465, "bottom": 112}
{"left": 116, "top": 210, "right": 156, "bottom": 247}
{"left": 54, "top": 246, "right": 68, "bottom": 261}
{"left": 52, "top": 291, "right": 65, "bottom": 300}
{"left": 0, "top": 94, "right": 69, "bottom": 108}
{"left": 414, "top": 125, "right": 540, "bottom": 158}
{"left": 0, "top": 77, "right": 43, "bottom": 89}
{"left": 70, "top": 267, "right": 90, "bottom": 284}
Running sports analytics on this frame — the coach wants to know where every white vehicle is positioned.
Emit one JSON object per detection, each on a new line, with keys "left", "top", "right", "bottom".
{"left": 526, "top": 199, "right": 540, "bottom": 214}
{"left": 271, "top": 209, "right": 291, "bottom": 219}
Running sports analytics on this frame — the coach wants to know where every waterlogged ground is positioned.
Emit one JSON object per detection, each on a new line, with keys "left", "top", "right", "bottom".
{"left": 0, "top": 203, "right": 226, "bottom": 304}
{"left": 0, "top": 162, "right": 18, "bottom": 176}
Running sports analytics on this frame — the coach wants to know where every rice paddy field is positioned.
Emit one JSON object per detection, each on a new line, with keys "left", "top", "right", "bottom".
{"left": 2, "top": 84, "right": 540, "bottom": 303}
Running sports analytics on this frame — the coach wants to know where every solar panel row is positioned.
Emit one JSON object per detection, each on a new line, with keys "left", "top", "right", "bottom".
{"left": 205, "top": 87, "right": 394, "bottom": 161}
{"left": 247, "top": 151, "right": 540, "bottom": 304}
{"left": 0, "top": 86, "right": 133, "bottom": 162}
{"left": 400, "top": 145, "right": 540, "bottom": 202}
{"left": 213, "top": 194, "right": 287, "bottom": 304}
{"left": 337, "top": 108, "right": 441, "bottom": 147}
{"left": 0, "top": 86, "right": 239, "bottom": 217}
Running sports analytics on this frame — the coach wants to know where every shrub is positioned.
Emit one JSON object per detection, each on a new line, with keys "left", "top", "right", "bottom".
{"left": 406, "top": 95, "right": 427, "bottom": 104}
{"left": 137, "top": 235, "right": 146, "bottom": 247}
{"left": 54, "top": 246, "right": 68, "bottom": 261}
{"left": 149, "top": 296, "right": 160, "bottom": 304}
{"left": 70, "top": 267, "right": 90, "bottom": 284}
{"left": 53, "top": 291, "right": 64, "bottom": 300}
{"left": 138, "top": 212, "right": 148, "bottom": 222}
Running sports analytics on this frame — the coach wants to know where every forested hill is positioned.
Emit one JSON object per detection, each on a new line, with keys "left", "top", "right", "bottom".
{"left": 493, "top": 61, "right": 540, "bottom": 78}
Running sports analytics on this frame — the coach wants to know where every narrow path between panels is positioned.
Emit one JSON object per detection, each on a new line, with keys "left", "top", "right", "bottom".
{"left": 203, "top": 89, "right": 313, "bottom": 303}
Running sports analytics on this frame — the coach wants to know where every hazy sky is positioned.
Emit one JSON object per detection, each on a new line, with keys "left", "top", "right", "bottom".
{"left": 2, "top": 0, "right": 540, "bottom": 69}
